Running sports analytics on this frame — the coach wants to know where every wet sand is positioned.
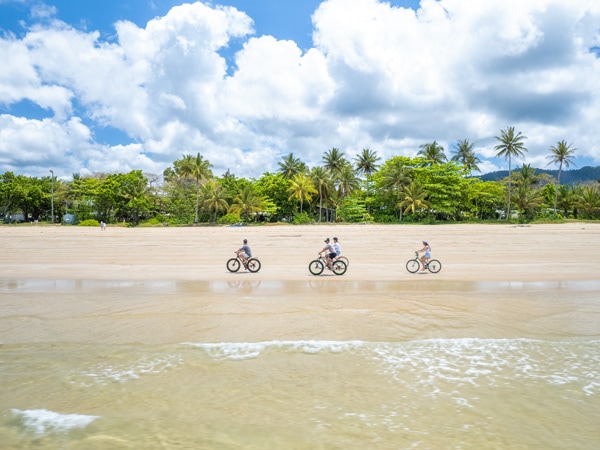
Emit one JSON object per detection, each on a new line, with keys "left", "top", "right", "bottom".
{"left": 1, "top": 223, "right": 599, "bottom": 344}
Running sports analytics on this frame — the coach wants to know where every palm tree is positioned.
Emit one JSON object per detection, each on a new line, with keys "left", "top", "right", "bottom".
{"left": 278, "top": 153, "right": 306, "bottom": 179}
{"left": 354, "top": 148, "right": 381, "bottom": 211}
{"left": 337, "top": 163, "right": 360, "bottom": 200}
{"left": 202, "top": 180, "right": 228, "bottom": 223}
{"left": 228, "top": 185, "right": 265, "bottom": 222}
{"left": 494, "top": 126, "right": 528, "bottom": 220}
{"left": 309, "top": 166, "right": 332, "bottom": 222}
{"left": 379, "top": 158, "right": 412, "bottom": 220}
{"left": 451, "top": 139, "right": 481, "bottom": 174}
{"left": 326, "top": 189, "right": 342, "bottom": 222}
{"left": 418, "top": 141, "right": 447, "bottom": 165}
{"left": 514, "top": 164, "right": 542, "bottom": 188}
{"left": 287, "top": 173, "right": 317, "bottom": 213}
{"left": 322, "top": 147, "right": 348, "bottom": 177}
{"left": 354, "top": 148, "right": 380, "bottom": 178}
{"left": 557, "top": 185, "right": 577, "bottom": 217}
{"left": 512, "top": 182, "right": 542, "bottom": 222}
{"left": 399, "top": 181, "right": 430, "bottom": 216}
{"left": 177, "top": 153, "right": 213, "bottom": 223}
{"left": 576, "top": 184, "right": 600, "bottom": 218}
{"left": 546, "top": 140, "right": 577, "bottom": 214}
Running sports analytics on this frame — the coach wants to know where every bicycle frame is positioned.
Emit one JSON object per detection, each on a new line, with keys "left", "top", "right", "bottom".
{"left": 227, "top": 252, "right": 261, "bottom": 273}
{"left": 406, "top": 252, "right": 441, "bottom": 274}
{"left": 309, "top": 253, "right": 347, "bottom": 276}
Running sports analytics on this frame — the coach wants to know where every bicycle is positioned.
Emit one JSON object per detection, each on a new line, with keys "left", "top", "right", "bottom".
{"left": 334, "top": 255, "right": 349, "bottom": 267}
{"left": 309, "top": 253, "right": 347, "bottom": 276}
{"left": 226, "top": 252, "right": 261, "bottom": 273}
{"left": 406, "top": 252, "right": 441, "bottom": 274}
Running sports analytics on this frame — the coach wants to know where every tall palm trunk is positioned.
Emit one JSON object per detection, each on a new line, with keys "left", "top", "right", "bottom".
{"left": 318, "top": 186, "right": 323, "bottom": 222}
{"left": 554, "top": 162, "right": 563, "bottom": 214}
{"left": 506, "top": 157, "right": 512, "bottom": 220}
{"left": 194, "top": 183, "right": 200, "bottom": 223}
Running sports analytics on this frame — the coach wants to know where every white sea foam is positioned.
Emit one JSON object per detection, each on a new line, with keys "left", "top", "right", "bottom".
{"left": 77, "top": 354, "right": 182, "bottom": 385}
{"left": 11, "top": 408, "right": 99, "bottom": 436}
{"left": 184, "top": 338, "right": 600, "bottom": 396}
{"left": 583, "top": 381, "right": 599, "bottom": 395}
{"left": 183, "top": 340, "right": 366, "bottom": 360}
{"left": 370, "top": 338, "right": 600, "bottom": 397}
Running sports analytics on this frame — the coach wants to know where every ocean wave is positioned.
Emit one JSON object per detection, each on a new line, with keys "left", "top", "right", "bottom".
{"left": 369, "top": 338, "right": 600, "bottom": 397}
{"left": 182, "top": 338, "right": 600, "bottom": 396}
{"left": 182, "top": 340, "right": 366, "bottom": 360}
{"left": 10, "top": 408, "right": 99, "bottom": 436}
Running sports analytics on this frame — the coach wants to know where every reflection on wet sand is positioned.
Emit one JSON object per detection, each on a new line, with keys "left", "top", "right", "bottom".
{"left": 2, "top": 277, "right": 599, "bottom": 294}
{"left": 1, "top": 278, "right": 599, "bottom": 346}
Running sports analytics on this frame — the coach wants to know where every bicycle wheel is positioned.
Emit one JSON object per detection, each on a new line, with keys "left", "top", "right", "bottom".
{"left": 406, "top": 259, "right": 420, "bottom": 273}
{"left": 309, "top": 259, "right": 324, "bottom": 275}
{"left": 332, "top": 260, "right": 347, "bottom": 275}
{"left": 226, "top": 258, "right": 241, "bottom": 272}
{"left": 427, "top": 259, "right": 442, "bottom": 273}
{"left": 337, "top": 256, "right": 349, "bottom": 267}
{"left": 247, "top": 258, "right": 261, "bottom": 273}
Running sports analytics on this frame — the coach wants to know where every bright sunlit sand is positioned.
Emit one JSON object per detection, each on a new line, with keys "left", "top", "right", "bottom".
{"left": 1, "top": 222, "right": 599, "bottom": 344}
{"left": 2, "top": 222, "right": 599, "bottom": 284}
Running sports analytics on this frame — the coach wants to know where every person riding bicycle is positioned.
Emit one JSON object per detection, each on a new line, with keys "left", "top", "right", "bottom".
{"left": 236, "top": 239, "right": 252, "bottom": 266}
{"left": 333, "top": 237, "right": 341, "bottom": 260}
{"left": 319, "top": 238, "right": 337, "bottom": 269}
{"left": 417, "top": 240, "right": 431, "bottom": 271}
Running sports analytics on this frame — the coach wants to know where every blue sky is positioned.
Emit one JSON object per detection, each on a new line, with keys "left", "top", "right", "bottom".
{"left": 1, "top": 1, "right": 323, "bottom": 47}
{"left": 0, "top": 0, "right": 599, "bottom": 179}
{"left": 1, "top": 1, "right": 419, "bottom": 49}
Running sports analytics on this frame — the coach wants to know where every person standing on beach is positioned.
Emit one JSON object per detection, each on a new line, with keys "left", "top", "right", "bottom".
{"left": 416, "top": 240, "right": 431, "bottom": 271}
{"left": 236, "top": 239, "right": 252, "bottom": 266}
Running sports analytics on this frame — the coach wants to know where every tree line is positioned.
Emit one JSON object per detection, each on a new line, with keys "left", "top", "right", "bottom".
{"left": 1, "top": 127, "right": 599, "bottom": 225}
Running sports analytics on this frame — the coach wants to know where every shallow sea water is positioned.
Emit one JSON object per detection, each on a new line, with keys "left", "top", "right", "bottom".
{"left": 1, "top": 279, "right": 599, "bottom": 449}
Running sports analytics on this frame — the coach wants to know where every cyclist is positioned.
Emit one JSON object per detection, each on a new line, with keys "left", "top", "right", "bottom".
{"left": 319, "top": 238, "right": 337, "bottom": 269}
{"left": 417, "top": 240, "right": 431, "bottom": 271}
{"left": 236, "top": 239, "right": 252, "bottom": 266}
{"left": 333, "top": 237, "right": 342, "bottom": 260}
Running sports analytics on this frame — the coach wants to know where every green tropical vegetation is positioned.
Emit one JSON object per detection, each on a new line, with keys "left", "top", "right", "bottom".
{"left": 2, "top": 129, "right": 600, "bottom": 226}
{"left": 493, "top": 126, "right": 528, "bottom": 220}
{"left": 546, "top": 140, "right": 577, "bottom": 215}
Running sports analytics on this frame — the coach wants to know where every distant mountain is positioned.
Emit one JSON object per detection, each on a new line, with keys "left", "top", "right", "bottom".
{"left": 477, "top": 166, "right": 600, "bottom": 185}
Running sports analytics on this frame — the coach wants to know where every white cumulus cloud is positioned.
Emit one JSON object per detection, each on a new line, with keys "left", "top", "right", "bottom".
{"left": 1, "top": 0, "right": 599, "bottom": 179}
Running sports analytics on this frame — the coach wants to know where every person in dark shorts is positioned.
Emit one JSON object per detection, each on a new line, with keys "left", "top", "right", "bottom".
{"left": 319, "top": 238, "right": 337, "bottom": 269}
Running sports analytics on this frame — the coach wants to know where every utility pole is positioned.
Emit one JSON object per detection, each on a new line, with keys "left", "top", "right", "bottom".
{"left": 50, "top": 169, "right": 54, "bottom": 224}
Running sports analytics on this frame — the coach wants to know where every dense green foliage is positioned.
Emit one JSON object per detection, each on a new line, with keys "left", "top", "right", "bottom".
{"left": 77, "top": 219, "right": 100, "bottom": 227}
{"left": 2, "top": 138, "right": 599, "bottom": 225}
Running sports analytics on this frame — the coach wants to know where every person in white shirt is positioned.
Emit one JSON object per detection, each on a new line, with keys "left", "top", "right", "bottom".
{"left": 333, "top": 237, "right": 341, "bottom": 259}
{"left": 319, "top": 238, "right": 337, "bottom": 269}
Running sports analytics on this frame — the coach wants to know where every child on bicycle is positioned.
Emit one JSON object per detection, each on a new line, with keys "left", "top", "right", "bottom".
{"left": 417, "top": 240, "right": 431, "bottom": 271}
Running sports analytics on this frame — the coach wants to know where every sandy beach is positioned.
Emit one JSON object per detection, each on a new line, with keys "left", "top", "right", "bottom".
{"left": 2, "top": 222, "right": 599, "bottom": 282}
{"left": 1, "top": 223, "right": 599, "bottom": 345}
{"left": 2, "top": 223, "right": 600, "bottom": 449}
